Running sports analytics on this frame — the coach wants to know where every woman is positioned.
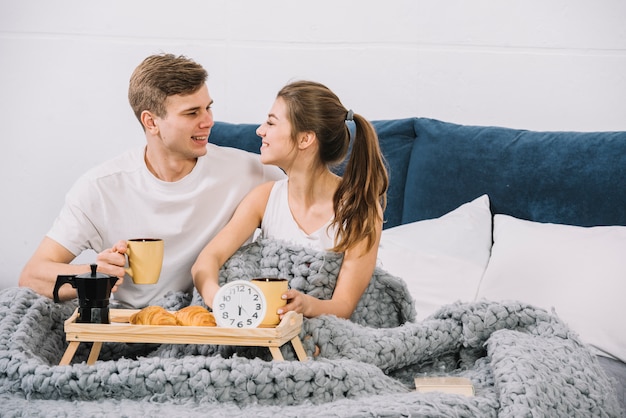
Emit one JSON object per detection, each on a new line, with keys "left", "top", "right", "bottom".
{"left": 192, "top": 80, "right": 388, "bottom": 319}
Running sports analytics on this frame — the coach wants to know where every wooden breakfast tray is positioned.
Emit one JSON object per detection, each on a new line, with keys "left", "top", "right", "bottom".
{"left": 59, "top": 308, "right": 307, "bottom": 365}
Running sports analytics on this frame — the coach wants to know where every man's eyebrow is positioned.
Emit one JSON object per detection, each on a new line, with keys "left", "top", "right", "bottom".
{"left": 268, "top": 112, "right": 278, "bottom": 120}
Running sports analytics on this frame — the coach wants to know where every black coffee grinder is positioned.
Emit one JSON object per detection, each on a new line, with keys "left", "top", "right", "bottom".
{"left": 53, "top": 264, "right": 118, "bottom": 324}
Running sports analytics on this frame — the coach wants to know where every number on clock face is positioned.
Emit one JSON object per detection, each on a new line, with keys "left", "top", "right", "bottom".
{"left": 213, "top": 280, "right": 266, "bottom": 328}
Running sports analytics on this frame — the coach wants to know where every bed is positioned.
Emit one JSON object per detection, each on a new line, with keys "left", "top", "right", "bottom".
{"left": 2, "top": 117, "right": 624, "bottom": 417}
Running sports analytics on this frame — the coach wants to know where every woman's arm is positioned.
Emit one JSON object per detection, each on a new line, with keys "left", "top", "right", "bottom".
{"left": 191, "top": 182, "right": 274, "bottom": 308}
{"left": 279, "top": 206, "right": 383, "bottom": 319}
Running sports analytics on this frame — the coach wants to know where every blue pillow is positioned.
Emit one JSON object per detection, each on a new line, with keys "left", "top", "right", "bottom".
{"left": 210, "top": 122, "right": 260, "bottom": 154}
{"left": 372, "top": 119, "right": 418, "bottom": 228}
{"left": 403, "top": 118, "right": 626, "bottom": 227}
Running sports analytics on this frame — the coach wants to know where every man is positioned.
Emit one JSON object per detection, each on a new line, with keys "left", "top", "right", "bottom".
{"left": 19, "top": 53, "right": 284, "bottom": 308}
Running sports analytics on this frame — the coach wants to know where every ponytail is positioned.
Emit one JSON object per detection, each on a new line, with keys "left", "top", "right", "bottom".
{"left": 331, "top": 114, "right": 388, "bottom": 253}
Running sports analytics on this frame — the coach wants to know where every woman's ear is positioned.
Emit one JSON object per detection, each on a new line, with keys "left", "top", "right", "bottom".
{"left": 298, "top": 131, "right": 316, "bottom": 150}
{"left": 141, "top": 111, "right": 159, "bottom": 134}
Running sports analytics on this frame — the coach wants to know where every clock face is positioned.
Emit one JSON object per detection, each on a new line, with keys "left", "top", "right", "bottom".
{"left": 213, "top": 280, "right": 267, "bottom": 328}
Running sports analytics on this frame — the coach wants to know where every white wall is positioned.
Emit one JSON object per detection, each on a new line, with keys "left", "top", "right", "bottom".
{"left": 1, "top": 0, "right": 625, "bottom": 289}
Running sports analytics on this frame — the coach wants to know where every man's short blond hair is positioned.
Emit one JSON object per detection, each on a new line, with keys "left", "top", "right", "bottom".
{"left": 128, "top": 53, "right": 208, "bottom": 125}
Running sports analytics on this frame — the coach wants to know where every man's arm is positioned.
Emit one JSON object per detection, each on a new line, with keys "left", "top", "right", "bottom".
{"left": 19, "top": 237, "right": 90, "bottom": 300}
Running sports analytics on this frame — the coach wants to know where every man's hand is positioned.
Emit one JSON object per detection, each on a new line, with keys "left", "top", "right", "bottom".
{"left": 95, "top": 240, "right": 129, "bottom": 292}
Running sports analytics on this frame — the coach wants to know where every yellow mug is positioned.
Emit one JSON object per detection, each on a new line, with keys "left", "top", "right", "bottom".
{"left": 125, "top": 238, "right": 164, "bottom": 285}
{"left": 251, "top": 278, "right": 288, "bottom": 327}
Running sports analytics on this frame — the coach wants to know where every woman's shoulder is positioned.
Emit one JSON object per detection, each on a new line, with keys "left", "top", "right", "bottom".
{"left": 248, "top": 180, "right": 281, "bottom": 201}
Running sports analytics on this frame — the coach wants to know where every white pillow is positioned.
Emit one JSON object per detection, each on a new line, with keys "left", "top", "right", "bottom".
{"left": 377, "top": 194, "right": 492, "bottom": 321}
{"left": 476, "top": 214, "right": 626, "bottom": 363}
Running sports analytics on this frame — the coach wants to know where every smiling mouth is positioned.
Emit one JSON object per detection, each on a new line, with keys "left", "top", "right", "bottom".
{"left": 192, "top": 136, "right": 208, "bottom": 142}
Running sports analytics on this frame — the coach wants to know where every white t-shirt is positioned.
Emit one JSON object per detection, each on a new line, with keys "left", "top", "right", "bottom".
{"left": 48, "top": 144, "right": 284, "bottom": 308}
{"left": 260, "top": 179, "right": 336, "bottom": 250}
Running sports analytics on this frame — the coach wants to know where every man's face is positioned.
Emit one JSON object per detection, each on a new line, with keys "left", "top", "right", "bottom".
{"left": 152, "top": 84, "right": 214, "bottom": 160}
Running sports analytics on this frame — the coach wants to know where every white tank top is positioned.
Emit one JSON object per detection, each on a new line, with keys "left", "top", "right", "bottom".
{"left": 261, "top": 179, "right": 336, "bottom": 251}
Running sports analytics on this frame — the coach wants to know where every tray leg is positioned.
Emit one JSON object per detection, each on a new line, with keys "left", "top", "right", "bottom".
{"left": 290, "top": 336, "right": 308, "bottom": 361}
{"left": 269, "top": 346, "right": 284, "bottom": 361}
{"left": 87, "top": 341, "right": 103, "bottom": 365}
{"left": 59, "top": 341, "right": 80, "bottom": 366}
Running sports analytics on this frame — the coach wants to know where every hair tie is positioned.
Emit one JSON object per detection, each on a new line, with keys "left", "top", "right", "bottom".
{"left": 345, "top": 109, "right": 354, "bottom": 122}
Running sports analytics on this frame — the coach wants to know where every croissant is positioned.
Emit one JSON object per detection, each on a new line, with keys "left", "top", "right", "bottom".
{"left": 175, "top": 306, "right": 216, "bottom": 326}
{"left": 129, "top": 306, "right": 178, "bottom": 326}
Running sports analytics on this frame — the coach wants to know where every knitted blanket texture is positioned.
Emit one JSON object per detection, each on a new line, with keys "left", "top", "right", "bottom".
{"left": 0, "top": 239, "right": 621, "bottom": 417}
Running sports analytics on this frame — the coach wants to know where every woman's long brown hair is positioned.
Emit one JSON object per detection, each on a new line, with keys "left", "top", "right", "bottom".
{"left": 277, "top": 81, "right": 388, "bottom": 253}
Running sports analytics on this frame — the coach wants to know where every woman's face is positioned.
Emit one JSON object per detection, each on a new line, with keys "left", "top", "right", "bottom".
{"left": 256, "top": 97, "right": 298, "bottom": 169}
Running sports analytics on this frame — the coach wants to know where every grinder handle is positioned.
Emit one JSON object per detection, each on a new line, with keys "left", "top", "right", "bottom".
{"left": 53, "top": 275, "right": 76, "bottom": 303}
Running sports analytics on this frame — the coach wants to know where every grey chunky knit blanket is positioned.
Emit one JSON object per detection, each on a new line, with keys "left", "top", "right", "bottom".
{"left": 0, "top": 239, "right": 622, "bottom": 417}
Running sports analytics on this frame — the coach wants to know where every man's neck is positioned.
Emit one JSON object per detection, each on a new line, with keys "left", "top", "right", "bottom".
{"left": 144, "top": 146, "right": 197, "bottom": 182}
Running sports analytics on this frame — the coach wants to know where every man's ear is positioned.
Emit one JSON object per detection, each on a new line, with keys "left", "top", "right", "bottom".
{"left": 298, "top": 131, "right": 316, "bottom": 150}
{"left": 141, "top": 111, "right": 159, "bottom": 134}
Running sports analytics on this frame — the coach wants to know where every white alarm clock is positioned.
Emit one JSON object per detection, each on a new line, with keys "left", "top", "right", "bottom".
{"left": 212, "top": 280, "right": 267, "bottom": 328}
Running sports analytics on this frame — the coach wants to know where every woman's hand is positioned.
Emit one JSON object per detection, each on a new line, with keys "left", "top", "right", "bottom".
{"left": 200, "top": 280, "right": 221, "bottom": 310}
{"left": 278, "top": 288, "right": 315, "bottom": 319}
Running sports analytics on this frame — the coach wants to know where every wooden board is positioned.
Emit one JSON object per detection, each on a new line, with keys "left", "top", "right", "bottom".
{"left": 60, "top": 309, "right": 307, "bottom": 365}
{"left": 414, "top": 376, "right": 475, "bottom": 396}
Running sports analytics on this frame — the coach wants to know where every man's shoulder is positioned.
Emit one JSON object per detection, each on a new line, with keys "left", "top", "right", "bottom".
{"left": 206, "top": 142, "right": 258, "bottom": 158}
{"left": 82, "top": 148, "right": 144, "bottom": 180}
{"left": 203, "top": 144, "right": 284, "bottom": 181}
{"left": 203, "top": 143, "right": 262, "bottom": 168}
